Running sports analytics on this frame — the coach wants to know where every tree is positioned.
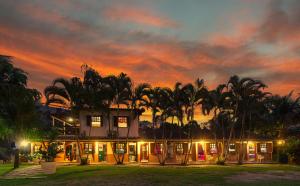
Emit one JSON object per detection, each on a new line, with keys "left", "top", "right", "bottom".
{"left": 181, "top": 78, "right": 207, "bottom": 165}
{"left": 227, "top": 75, "right": 267, "bottom": 164}
{"left": 0, "top": 55, "right": 41, "bottom": 168}
{"left": 104, "top": 73, "right": 132, "bottom": 164}
{"left": 44, "top": 76, "right": 84, "bottom": 161}
{"left": 268, "top": 92, "right": 300, "bottom": 138}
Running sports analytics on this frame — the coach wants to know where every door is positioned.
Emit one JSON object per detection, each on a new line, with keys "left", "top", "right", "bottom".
{"left": 128, "top": 143, "right": 137, "bottom": 162}
{"left": 65, "top": 145, "right": 72, "bottom": 161}
{"left": 140, "top": 143, "right": 149, "bottom": 162}
{"left": 198, "top": 143, "right": 205, "bottom": 161}
{"left": 248, "top": 143, "right": 256, "bottom": 161}
{"left": 98, "top": 143, "right": 107, "bottom": 162}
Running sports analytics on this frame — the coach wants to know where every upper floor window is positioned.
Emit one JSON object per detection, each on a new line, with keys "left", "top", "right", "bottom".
{"left": 114, "top": 116, "right": 128, "bottom": 128}
{"left": 86, "top": 115, "right": 102, "bottom": 127}
{"left": 92, "top": 116, "right": 102, "bottom": 127}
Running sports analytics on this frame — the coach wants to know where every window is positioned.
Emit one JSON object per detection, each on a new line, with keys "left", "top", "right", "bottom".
{"left": 150, "top": 143, "right": 163, "bottom": 154}
{"left": 113, "top": 143, "right": 127, "bottom": 154}
{"left": 114, "top": 116, "right": 128, "bottom": 128}
{"left": 84, "top": 143, "right": 93, "bottom": 154}
{"left": 91, "top": 116, "right": 102, "bottom": 127}
{"left": 210, "top": 143, "right": 217, "bottom": 154}
{"left": 34, "top": 145, "right": 41, "bottom": 153}
{"left": 229, "top": 143, "right": 235, "bottom": 152}
{"left": 176, "top": 144, "right": 183, "bottom": 154}
{"left": 260, "top": 143, "right": 267, "bottom": 153}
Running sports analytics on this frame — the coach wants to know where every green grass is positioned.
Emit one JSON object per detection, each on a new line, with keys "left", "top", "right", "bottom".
{"left": 0, "top": 164, "right": 300, "bottom": 186}
{"left": 0, "top": 164, "right": 14, "bottom": 176}
{"left": 0, "top": 163, "right": 35, "bottom": 176}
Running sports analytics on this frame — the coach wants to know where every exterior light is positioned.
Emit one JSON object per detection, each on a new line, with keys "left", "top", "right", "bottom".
{"left": 20, "top": 140, "right": 29, "bottom": 147}
{"left": 277, "top": 140, "right": 285, "bottom": 145}
{"left": 67, "top": 117, "right": 74, "bottom": 122}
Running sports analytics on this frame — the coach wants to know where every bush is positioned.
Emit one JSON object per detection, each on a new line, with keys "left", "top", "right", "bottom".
{"left": 278, "top": 152, "right": 288, "bottom": 164}
{"left": 216, "top": 157, "right": 226, "bottom": 165}
{"left": 282, "top": 137, "right": 300, "bottom": 165}
{"left": 80, "top": 157, "right": 88, "bottom": 165}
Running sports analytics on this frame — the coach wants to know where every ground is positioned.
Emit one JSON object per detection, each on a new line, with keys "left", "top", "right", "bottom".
{"left": 0, "top": 164, "right": 300, "bottom": 186}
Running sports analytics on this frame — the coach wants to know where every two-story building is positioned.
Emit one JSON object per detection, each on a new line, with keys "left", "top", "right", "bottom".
{"left": 28, "top": 108, "right": 276, "bottom": 164}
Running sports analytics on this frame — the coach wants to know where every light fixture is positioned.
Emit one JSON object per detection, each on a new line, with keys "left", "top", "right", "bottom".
{"left": 20, "top": 140, "right": 29, "bottom": 147}
{"left": 277, "top": 140, "right": 285, "bottom": 145}
{"left": 67, "top": 117, "right": 74, "bottom": 122}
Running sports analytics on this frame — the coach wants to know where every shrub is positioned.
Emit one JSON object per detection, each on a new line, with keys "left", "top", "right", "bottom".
{"left": 278, "top": 152, "right": 288, "bottom": 164}
{"left": 283, "top": 137, "right": 300, "bottom": 165}
{"left": 80, "top": 157, "right": 88, "bottom": 165}
{"left": 216, "top": 157, "right": 226, "bottom": 165}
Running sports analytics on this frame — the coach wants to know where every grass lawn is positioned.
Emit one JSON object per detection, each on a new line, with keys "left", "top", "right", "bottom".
{"left": 0, "top": 164, "right": 300, "bottom": 186}
{"left": 0, "top": 163, "right": 35, "bottom": 176}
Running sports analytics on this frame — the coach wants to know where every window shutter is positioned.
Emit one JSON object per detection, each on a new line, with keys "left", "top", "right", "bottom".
{"left": 267, "top": 143, "right": 272, "bottom": 153}
{"left": 150, "top": 143, "right": 155, "bottom": 154}
{"left": 100, "top": 116, "right": 103, "bottom": 127}
{"left": 113, "top": 116, "right": 118, "bottom": 127}
{"left": 257, "top": 143, "right": 261, "bottom": 153}
{"left": 183, "top": 143, "right": 188, "bottom": 153}
{"left": 86, "top": 115, "right": 91, "bottom": 127}
{"left": 126, "top": 116, "right": 130, "bottom": 127}
{"left": 206, "top": 143, "right": 210, "bottom": 155}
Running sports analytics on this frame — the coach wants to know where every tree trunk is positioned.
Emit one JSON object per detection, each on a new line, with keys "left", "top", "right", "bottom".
{"left": 14, "top": 148, "right": 19, "bottom": 169}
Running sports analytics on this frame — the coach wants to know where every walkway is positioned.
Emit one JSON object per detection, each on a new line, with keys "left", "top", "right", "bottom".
{"left": 2, "top": 165, "right": 46, "bottom": 179}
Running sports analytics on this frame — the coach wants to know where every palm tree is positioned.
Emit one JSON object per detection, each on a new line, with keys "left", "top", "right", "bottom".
{"left": 181, "top": 78, "right": 207, "bottom": 165}
{"left": 120, "top": 83, "right": 150, "bottom": 163}
{"left": 268, "top": 92, "right": 300, "bottom": 138}
{"left": 227, "top": 75, "right": 266, "bottom": 164}
{"left": 201, "top": 84, "right": 227, "bottom": 162}
{"left": 144, "top": 86, "right": 169, "bottom": 165}
{"left": 104, "top": 73, "right": 132, "bottom": 164}
{"left": 44, "top": 76, "right": 84, "bottom": 161}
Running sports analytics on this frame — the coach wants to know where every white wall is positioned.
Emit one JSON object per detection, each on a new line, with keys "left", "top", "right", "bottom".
{"left": 79, "top": 109, "right": 139, "bottom": 138}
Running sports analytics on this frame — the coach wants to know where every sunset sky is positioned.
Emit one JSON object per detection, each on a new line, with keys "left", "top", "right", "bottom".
{"left": 1, "top": 0, "right": 300, "bottom": 106}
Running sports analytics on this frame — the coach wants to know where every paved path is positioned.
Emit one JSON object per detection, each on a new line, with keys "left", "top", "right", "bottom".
{"left": 2, "top": 165, "right": 46, "bottom": 179}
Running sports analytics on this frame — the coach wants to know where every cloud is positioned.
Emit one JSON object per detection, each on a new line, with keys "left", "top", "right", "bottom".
{"left": 103, "top": 5, "right": 179, "bottom": 28}
{"left": 256, "top": 0, "right": 300, "bottom": 45}
{"left": 0, "top": 0, "right": 299, "bottom": 100}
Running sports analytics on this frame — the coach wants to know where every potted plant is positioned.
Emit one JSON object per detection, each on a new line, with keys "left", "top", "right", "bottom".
{"left": 40, "top": 142, "right": 63, "bottom": 174}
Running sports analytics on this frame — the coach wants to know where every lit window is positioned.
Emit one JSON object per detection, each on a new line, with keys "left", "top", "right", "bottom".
{"left": 176, "top": 144, "right": 183, "bottom": 154}
{"left": 84, "top": 143, "right": 93, "bottom": 154}
{"left": 260, "top": 143, "right": 267, "bottom": 153}
{"left": 91, "top": 116, "right": 102, "bottom": 127}
{"left": 210, "top": 143, "right": 217, "bottom": 154}
{"left": 34, "top": 145, "right": 41, "bottom": 152}
{"left": 114, "top": 143, "right": 127, "bottom": 154}
{"left": 229, "top": 143, "right": 235, "bottom": 152}
{"left": 118, "top": 117, "right": 128, "bottom": 128}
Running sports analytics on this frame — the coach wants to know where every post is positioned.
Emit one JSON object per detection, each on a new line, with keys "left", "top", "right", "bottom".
{"left": 14, "top": 149, "right": 19, "bottom": 169}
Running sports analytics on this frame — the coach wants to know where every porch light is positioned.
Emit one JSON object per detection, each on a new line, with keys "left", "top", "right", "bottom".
{"left": 20, "top": 140, "right": 29, "bottom": 147}
{"left": 67, "top": 117, "right": 74, "bottom": 122}
{"left": 277, "top": 140, "right": 285, "bottom": 145}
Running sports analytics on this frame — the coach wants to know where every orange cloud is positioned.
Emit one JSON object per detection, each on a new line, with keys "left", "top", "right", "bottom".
{"left": 104, "top": 6, "right": 179, "bottom": 28}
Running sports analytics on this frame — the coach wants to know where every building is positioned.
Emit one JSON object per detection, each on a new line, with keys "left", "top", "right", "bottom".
{"left": 29, "top": 108, "right": 275, "bottom": 164}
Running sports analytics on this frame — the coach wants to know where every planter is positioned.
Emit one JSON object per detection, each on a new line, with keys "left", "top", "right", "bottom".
{"left": 41, "top": 161, "right": 56, "bottom": 174}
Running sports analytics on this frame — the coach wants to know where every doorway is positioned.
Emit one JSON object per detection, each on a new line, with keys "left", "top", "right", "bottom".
{"left": 98, "top": 143, "right": 107, "bottom": 162}
{"left": 140, "top": 143, "right": 149, "bottom": 162}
